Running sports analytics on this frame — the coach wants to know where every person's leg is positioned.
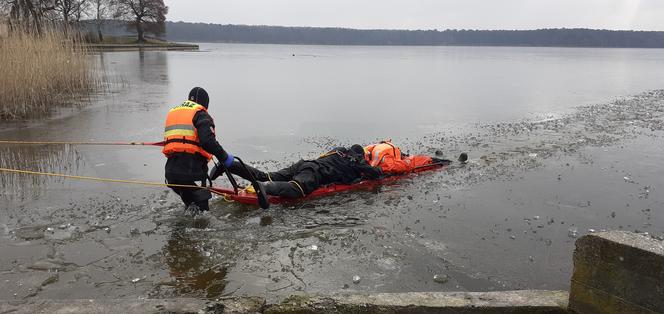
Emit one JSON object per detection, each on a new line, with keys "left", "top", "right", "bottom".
{"left": 265, "top": 160, "right": 304, "bottom": 182}
{"left": 227, "top": 161, "right": 270, "bottom": 181}
{"left": 170, "top": 186, "right": 193, "bottom": 206}
{"left": 262, "top": 181, "right": 303, "bottom": 198}
{"left": 289, "top": 168, "right": 320, "bottom": 196}
{"left": 190, "top": 181, "right": 212, "bottom": 212}
{"left": 167, "top": 177, "right": 210, "bottom": 212}
{"left": 227, "top": 159, "right": 305, "bottom": 183}
{"left": 166, "top": 177, "right": 196, "bottom": 207}
{"left": 261, "top": 167, "right": 320, "bottom": 198}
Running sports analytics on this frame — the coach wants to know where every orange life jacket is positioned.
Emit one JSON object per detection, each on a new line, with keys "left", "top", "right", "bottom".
{"left": 162, "top": 100, "right": 213, "bottom": 160}
{"left": 364, "top": 141, "right": 433, "bottom": 174}
{"left": 364, "top": 140, "right": 401, "bottom": 167}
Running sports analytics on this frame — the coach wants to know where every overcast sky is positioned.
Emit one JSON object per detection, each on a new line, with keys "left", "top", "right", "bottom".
{"left": 166, "top": 0, "right": 664, "bottom": 31}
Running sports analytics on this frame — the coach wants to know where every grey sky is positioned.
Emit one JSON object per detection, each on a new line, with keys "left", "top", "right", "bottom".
{"left": 166, "top": 0, "right": 664, "bottom": 31}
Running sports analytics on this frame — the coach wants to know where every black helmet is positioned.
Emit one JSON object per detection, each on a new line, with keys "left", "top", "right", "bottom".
{"left": 188, "top": 87, "right": 209, "bottom": 108}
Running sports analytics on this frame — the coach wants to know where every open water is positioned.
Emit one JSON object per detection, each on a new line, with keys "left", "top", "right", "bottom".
{"left": 0, "top": 44, "right": 663, "bottom": 300}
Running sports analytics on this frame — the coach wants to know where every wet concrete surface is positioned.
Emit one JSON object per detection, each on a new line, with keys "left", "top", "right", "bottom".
{"left": 1, "top": 45, "right": 663, "bottom": 302}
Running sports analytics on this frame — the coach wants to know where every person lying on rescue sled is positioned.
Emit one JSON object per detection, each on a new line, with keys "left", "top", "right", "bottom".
{"left": 210, "top": 145, "right": 383, "bottom": 198}
{"left": 163, "top": 87, "right": 236, "bottom": 213}
{"left": 363, "top": 140, "right": 444, "bottom": 174}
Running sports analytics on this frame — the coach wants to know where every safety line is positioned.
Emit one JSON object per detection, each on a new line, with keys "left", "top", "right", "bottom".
{"left": 0, "top": 167, "right": 207, "bottom": 190}
{"left": 0, "top": 140, "right": 164, "bottom": 146}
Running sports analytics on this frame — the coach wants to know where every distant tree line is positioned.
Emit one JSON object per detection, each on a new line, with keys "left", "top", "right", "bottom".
{"left": 0, "top": 0, "right": 166, "bottom": 42}
{"left": 161, "top": 21, "right": 664, "bottom": 48}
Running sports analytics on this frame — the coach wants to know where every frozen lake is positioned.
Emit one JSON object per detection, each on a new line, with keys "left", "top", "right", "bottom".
{"left": 1, "top": 43, "right": 663, "bottom": 300}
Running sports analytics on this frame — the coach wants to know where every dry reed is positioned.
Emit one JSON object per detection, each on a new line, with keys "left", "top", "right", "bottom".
{"left": 0, "top": 30, "right": 101, "bottom": 119}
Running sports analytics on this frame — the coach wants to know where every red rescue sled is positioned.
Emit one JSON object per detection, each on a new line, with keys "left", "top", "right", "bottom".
{"left": 209, "top": 160, "right": 450, "bottom": 206}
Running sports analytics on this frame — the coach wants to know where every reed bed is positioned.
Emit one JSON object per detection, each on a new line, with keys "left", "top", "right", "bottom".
{"left": 0, "top": 30, "right": 101, "bottom": 119}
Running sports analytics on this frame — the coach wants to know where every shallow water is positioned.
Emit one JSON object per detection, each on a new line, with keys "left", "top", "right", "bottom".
{"left": 0, "top": 44, "right": 663, "bottom": 301}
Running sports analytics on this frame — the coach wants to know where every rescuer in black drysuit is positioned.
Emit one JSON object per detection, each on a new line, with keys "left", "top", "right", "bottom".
{"left": 214, "top": 145, "right": 383, "bottom": 198}
{"left": 164, "top": 87, "right": 235, "bottom": 213}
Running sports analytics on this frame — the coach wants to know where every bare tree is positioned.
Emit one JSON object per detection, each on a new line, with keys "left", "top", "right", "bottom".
{"left": 113, "top": 0, "right": 166, "bottom": 43}
{"left": 2, "top": 0, "right": 57, "bottom": 34}
{"left": 0, "top": 1, "right": 10, "bottom": 15}
{"left": 54, "top": 0, "right": 72, "bottom": 24}
{"left": 53, "top": 0, "right": 87, "bottom": 33}
{"left": 72, "top": 0, "right": 89, "bottom": 22}
{"left": 87, "top": 0, "right": 107, "bottom": 41}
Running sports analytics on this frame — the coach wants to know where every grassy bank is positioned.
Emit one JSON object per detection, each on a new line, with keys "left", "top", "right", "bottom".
{"left": 0, "top": 31, "right": 100, "bottom": 120}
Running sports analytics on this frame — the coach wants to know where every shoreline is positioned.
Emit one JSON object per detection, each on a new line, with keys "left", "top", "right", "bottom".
{"left": 166, "top": 41, "right": 664, "bottom": 49}
{"left": 81, "top": 43, "right": 199, "bottom": 51}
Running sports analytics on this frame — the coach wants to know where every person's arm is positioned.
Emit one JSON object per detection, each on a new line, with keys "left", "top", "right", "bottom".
{"left": 379, "top": 157, "right": 412, "bottom": 174}
{"left": 355, "top": 159, "right": 383, "bottom": 179}
{"left": 193, "top": 111, "right": 233, "bottom": 167}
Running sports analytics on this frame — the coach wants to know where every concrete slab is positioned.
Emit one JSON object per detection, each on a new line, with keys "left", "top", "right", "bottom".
{"left": 0, "top": 291, "right": 568, "bottom": 314}
{"left": 569, "top": 231, "right": 664, "bottom": 314}
{"left": 266, "top": 290, "right": 569, "bottom": 313}
{"left": 0, "top": 297, "right": 264, "bottom": 314}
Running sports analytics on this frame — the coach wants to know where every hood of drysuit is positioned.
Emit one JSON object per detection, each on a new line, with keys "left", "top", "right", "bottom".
{"left": 350, "top": 144, "right": 365, "bottom": 158}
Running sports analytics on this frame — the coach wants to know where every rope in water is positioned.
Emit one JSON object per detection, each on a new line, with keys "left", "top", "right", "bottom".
{"left": 0, "top": 140, "right": 163, "bottom": 146}
{"left": 0, "top": 167, "right": 206, "bottom": 190}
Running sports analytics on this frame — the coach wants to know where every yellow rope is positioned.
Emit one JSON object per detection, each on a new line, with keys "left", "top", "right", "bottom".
{"left": 0, "top": 140, "right": 161, "bottom": 146}
{"left": 0, "top": 167, "right": 206, "bottom": 190}
{"left": 290, "top": 180, "right": 306, "bottom": 197}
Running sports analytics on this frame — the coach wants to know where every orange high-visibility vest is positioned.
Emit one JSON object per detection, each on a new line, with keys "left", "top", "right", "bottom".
{"left": 364, "top": 140, "right": 401, "bottom": 167}
{"left": 162, "top": 100, "right": 213, "bottom": 160}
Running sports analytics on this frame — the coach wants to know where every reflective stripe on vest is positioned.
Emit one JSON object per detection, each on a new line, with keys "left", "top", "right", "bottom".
{"left": 164, "top": 124, "right": 196, "bottom": 137}
{"left": 162, "top": 100, "right": 213, "bottom": 160}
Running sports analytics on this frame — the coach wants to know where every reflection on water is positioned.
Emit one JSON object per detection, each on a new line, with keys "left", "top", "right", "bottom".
{"left": 164, "top": 218, "right": 229, "bottom": 298}
{"left": 96, "top": 50, "right": 169, "bottom": 86}
{"left": 0, "top": 145, "right": 83, "bottom": 201}
{"left": 137, "top": 51, "right": 169, "bottom": 85}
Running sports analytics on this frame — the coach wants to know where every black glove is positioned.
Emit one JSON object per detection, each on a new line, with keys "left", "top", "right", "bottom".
{"left": 364, "top": 167, "right": 383, "bottom": 180}
{"left": 377, "top": 167, "right": 386, "bottom": 179}
{"left": 209, "top": 163, "right": 226, "bottom": 181}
